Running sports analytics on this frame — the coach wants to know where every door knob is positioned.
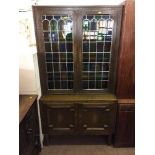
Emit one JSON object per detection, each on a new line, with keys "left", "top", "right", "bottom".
{"left": 83, "top": 124, "right": 87, "bottom": 128}
{"left": 26, "top": 128, "right": 32, "bottom": 134}
{"left": 69, "top": 124, "right": 74, "bottom": 128}
{"left": 48, "top": 124, "right": 53, "bottom": 128}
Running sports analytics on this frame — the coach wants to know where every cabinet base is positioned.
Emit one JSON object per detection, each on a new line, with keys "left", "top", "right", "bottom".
{"left": 43, "top": 135, "right": 113, "bottom": 146}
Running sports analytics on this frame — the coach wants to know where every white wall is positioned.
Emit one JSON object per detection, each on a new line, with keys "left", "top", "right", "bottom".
{"left": 19, "top": 10, "right": 38, "bottom": 94}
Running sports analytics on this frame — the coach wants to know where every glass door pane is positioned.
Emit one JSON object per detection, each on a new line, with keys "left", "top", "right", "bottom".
{"left": 82, "top": 14, "right": 114, "bottom": 90}
{"left": 42, "top": 15, "right": 73, "bottom": 90}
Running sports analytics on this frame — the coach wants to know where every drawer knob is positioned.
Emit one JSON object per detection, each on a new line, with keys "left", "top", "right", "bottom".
{"left": 70, "top": 108, "right": 75, "bottom": 112}
{"left": 69, "top": 124, "right": 74, "bottom": 128}
{"left": 48, "top": 124, "right": 53, "bottom": 128}
{"left": 104, "top": 124, "right": 108, "bottom": 128}
{"left": 83, "top": 124, "right": 87, "bottom": 128}
{"left": 26, "top": 128, "right": 32, "bottom": 134}
{"left": 105, "top": 108, "right": 111, "bottom": 111}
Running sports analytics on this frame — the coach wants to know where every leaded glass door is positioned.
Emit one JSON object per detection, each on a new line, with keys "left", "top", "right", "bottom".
{"left": 32, "top": 7, "right": 80, "bottom": 94}
{"left": 42, "top": 15, "right": 74, "bottom": 90}
{"left": 33, "top": 6, "right": 122, "bottom": 94}
{"left": 76, "top": 8, "right": 122, "bottom": 93}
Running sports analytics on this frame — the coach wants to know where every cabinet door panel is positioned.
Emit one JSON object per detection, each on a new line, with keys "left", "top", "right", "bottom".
{"left": 114, "top": 104, "right": 135, "bottom": 147}
{"left": 79, "top": 103, "right": 117, "bottom": 134}
{"left": 42, "top": 104, "right": 76, "bottom": 134}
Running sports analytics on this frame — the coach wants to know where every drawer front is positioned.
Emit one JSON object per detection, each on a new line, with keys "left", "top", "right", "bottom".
{"left": 78, "top": 103, "right": 117, "bottom": 134}
{"left": 42, "top": 103, "right": 77, "bottom": 134}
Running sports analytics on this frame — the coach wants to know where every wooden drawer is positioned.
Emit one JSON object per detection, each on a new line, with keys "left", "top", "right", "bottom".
{"left": 78, "top": 103, "right": 117, "bottom": 134}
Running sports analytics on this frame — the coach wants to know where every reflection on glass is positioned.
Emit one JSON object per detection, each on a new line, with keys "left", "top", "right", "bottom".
{"left": 82, "top": 14, "right": 114, "bottom": 90}
{"left": 51, "top": 20, "right": 57, "bottom": 31}
{"left": 42, "top": 15, "right": 73, "bottom": 90}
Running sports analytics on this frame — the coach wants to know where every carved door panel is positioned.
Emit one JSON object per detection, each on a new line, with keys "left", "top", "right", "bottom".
{"left": 43, "top": 104, "right": 76, "bottom": 134}
{"left": 79, "top": 103, "right": 117, "bottom": 134}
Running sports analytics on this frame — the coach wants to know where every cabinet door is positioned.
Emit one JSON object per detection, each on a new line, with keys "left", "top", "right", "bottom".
{"left": 19, "top": 121, "right": 29, "bottom": 155}
{"left": 33, "top": 6, "right": 122, "bottom": 94}
{"left": 42, "top": 103, "right": 76, "bottom": 134}
{"left": 114, "top": 104, "right": 135, "bottom": 147}
{"left": 76, "top": 7, "right": 122, "bottom": 93}
{"left": 19, "top": 103, "right": 40, "bottom": 155}
{"left": 79, "top": 103, "right": 117, "bottom": 134}
{"left": 33, "top": 7, "right": 78, "bottom": 94}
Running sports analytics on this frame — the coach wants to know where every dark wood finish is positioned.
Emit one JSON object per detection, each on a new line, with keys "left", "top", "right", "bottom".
{"left": 40, "top": 93, "right": 117, "bottom": 102}
{"left": 19, "top": 95, "right": 38, "bottom": 123}
{"left": 116, "top": 0, "right": 135, "bottom": 99}
{"left": 78, "top": 103, "right": 117, "bottom": 135}
{"left": 114, "top": 0, "right": 135, "bottom": 147}
{"left": 33, "top": 6, "right": 123, "bottom": 94}
{"left": 41, "top": 103, "right": 77, "bottom": 135}
{"left": 114, "top": 101, "right": 135, "bottom": 147}
{"left": 19, "top": 95, "right": 41, "bottom": 155}
{"left": 39, "top": 94, "right": 117, "bottom": 145}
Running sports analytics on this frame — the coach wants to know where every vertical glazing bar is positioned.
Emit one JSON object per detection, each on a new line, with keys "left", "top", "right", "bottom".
{"left": 49, "top": 16, "right": 55, "bottom": 89}
{"left": 88, "top": 18, "right": 90, "bottom": 89}
{"left": 94, "top": 15, "right": 97, "bottom": 89}
{"left": 64, "top": 19, "right": 69, "bottom": 90}
{"left": 102, "top": 18, "right": 106, "bottom": 89}
{"left": 57, "top": 18, "right": 61, "bottom": 89}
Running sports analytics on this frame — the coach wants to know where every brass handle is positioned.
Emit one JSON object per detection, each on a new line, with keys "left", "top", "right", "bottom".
{"left": 104, "top": 124, "right": 108, "bottom": 128}
{"left": 26, "top": 128, "right": 32, "bottom": 134}
{"left": 48, "top": 124, "right": 53, "bottom": 128}
{"left": 69, "top": 124, "right": 74, "bottom": 128}
{"left": 70, "top": 108, "right": 75, "bottom": 112}
{"left": 83, "top": 124, "right": 87, "bottom": 128}
{"left": 105, "top": 108, "right": 111, "bottom": 111}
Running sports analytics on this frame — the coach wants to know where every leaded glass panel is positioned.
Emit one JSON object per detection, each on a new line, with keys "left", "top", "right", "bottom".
{"left": 82, "top": 15, "right": 114, "bottom": 90}
{"left": 42, "top": 15, "right": 73, "bottom": 90}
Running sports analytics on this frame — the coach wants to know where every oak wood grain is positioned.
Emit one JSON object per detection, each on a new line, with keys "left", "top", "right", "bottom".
{"left": 40, "top": 94, "right": 117, "bottom": 103}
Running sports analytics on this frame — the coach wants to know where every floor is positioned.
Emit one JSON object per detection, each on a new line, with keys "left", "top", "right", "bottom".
{"left": 39, "top": 136, "right": 135, "bottom": 155}
{"left": 40, "top": 145, "right": 135, "bottom": 155}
